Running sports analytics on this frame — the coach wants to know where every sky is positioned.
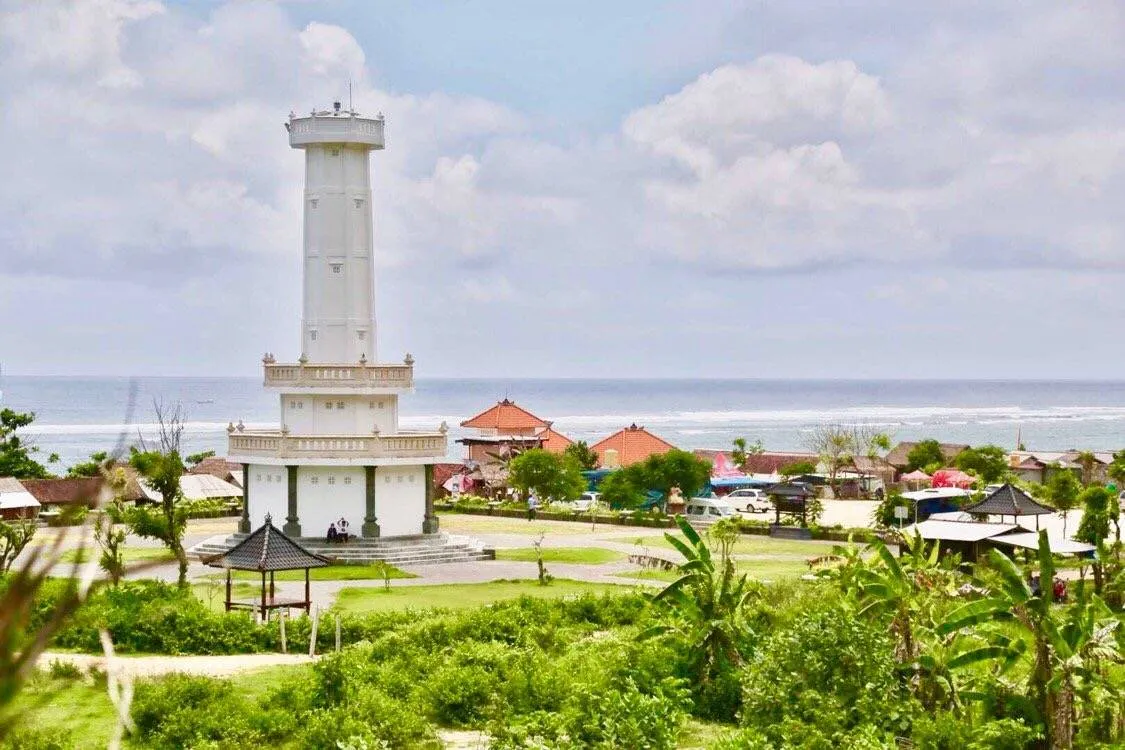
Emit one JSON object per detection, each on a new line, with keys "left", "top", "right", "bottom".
{"left": 1, "top": 0, "right": 1124, "bottom": 379}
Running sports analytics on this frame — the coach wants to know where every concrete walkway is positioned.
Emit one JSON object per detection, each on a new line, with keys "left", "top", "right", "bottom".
{"left": 39, "top": 651, "right": 315, "bottom": 677}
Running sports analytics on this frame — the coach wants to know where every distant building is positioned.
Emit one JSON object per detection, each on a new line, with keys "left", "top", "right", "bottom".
{"left": 592, "top": 424, "right": 675, "bottom": 468}
{"left": 458, "top": 399, "right": 573, "bottom": 464}
{"left": 692, "top": 450, "right": 820, "bottom": 475}
{"left": 885, "top": 441, "right": 971, "bottom": 476}
{"left": 1008, "top": 450, "right": 1113, "bottom": 485}
{"left": 188, "top": 457, "right": 244, "bottom": 488}
{"left": 0, "top": 477, "right": 41, "bottom": 520}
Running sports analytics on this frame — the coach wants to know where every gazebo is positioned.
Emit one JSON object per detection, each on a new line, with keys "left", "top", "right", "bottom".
{"left": 766, "top": 483, "right": 816, "bottom": 539}
{"left": 202, "top": 514, "right": 331, "bottom": 619}
{"left": 962, "top": 483, "right": 1055, "bottom": 530}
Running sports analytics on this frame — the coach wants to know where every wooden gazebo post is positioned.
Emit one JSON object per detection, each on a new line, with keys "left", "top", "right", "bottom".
{"left": 201, "top": 514, "right": 331, "bottom": 622}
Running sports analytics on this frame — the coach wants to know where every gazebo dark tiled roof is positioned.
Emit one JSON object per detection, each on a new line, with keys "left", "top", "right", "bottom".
{"left": 203, "top": 515, "right": 330, "bottom": 572}
{"left": 963, "top": 484, "right": 1054, "bottom": 517}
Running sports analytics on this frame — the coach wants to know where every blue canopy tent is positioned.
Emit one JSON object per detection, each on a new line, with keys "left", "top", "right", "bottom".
{"left": 708, "top": 476, "right": 774, "bottom": 491}
{"left": 581, "top": 469, "right": 615, "bottom": 491}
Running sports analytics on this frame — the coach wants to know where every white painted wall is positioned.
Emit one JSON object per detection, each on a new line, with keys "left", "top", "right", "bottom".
{"left": 281, "top": 395, "right": 399, "bottom": 435}
{"left": 301, "top": 141, "right": 376, "bottom": 363}
{"left": 376, "top": 464, "right": 425, "bottom": 537}
{"left": 297, "top": 465, "right": 366, "bottom": 538}
{"left": 247, "top": 464, "right": 287, "bottom": 530}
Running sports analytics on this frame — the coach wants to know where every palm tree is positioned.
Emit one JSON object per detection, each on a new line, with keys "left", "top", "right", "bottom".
{"left": 644, "top": 517, "right": 756, "bottom": 684}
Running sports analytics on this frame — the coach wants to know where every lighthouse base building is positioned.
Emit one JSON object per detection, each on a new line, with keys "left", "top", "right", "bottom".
{"left": 194, "top": 102, "right": 483, "bottom": 564}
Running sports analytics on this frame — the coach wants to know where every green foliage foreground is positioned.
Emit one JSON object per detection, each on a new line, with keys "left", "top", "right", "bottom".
{"left": 7, "top": 524, "right": 1125, "bottom": 749}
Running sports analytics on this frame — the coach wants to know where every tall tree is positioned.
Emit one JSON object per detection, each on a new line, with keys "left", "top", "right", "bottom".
{"left": 730, "top": 437, "right": 763, "bottom": 472}
{"left": 905, "top": 439, "right": 946, "bottom": 473}
{"left": 1045, "top": 468, "right": 1081, "bottom": 536}
{"left": 802, "top": 424, "right": 884, "bottom": 492}
{"left": 127, "top": 402, "right": 189, "bottom": 586}
{"left": 0, "top": 409, "right": 54, "bottom": 479}
{"left": 639, "top": 449, "right": 712, "bottom": 502}
{"left": 562, "top": 441, "right": 599, "bottom": 471}
{"left": 954, "top": 445, "right": 1009, "bottom": 484}
{"left": 66, "top": 451, "right": 110, "bottom": 478}
{"left": 508, "top": 449, "right": 585, "bottom": 504}
{"left": 1074, "top": 451, "right": 1099, "bottom": 487}
{"left": 1108, "top": 449, "right": 1125, "bottom": 490}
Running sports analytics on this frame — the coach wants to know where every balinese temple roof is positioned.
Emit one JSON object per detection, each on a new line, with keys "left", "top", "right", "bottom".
{"left": 460, "top": 399, "right": 550, "bottom": 431}
{"left": 963, "top": 484, "right": 1055, "bottom": 517}
{"left": 203, "top": 515, "right": 330, "bottom": 572}
{"left": 592, "top": 424, "right": 675, "bottom": 467}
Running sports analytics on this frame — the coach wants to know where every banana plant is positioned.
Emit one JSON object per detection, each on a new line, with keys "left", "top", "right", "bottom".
{"left": 938, "top": 530, "right": 1123, "bottom": 750}
{"left": 642, "top": 516, "right": 757, "bottom": 683}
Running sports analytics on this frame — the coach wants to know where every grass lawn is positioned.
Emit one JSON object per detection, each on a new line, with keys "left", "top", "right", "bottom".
{"left": 58, "top": 546, "right": 175, "bottom": 565}
{"left": 334, "top": 579, "right": 633, "bottom": 613}
{"left": 616, "top": 558, "right": 812, "bottom": 583}
{"left": 494, "top": 547, "right": 625, "bottom": 564}
{"left": 203, "top": 562, "right": 414, "bottom": 582}
{"left": 7, "top": 664, "right": 313, "bottom": 748}
{"left": 436, "top": 512, "right": 602, "bottom": 536}
{"left": 621, "top": 533, "right": 841, "bottom": 557}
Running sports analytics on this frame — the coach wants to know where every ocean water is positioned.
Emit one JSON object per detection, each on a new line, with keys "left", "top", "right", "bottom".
{"left": 2, "top": 377, "right": 1124, "bottom": 469}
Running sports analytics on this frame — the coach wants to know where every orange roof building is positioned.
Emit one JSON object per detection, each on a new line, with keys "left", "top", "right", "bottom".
{"left": 460, "top": 399, "right": 550, "bottom": 435}
{"left": 459, "top": 399, "right": 574, "bottom": 463}
{"left": 591, "top": 424, "right": 676, "bottom": 468}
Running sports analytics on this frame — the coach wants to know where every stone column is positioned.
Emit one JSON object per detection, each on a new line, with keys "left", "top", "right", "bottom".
{"left": 362, "top": 465, "right": 380, "bottom": 538}
{"left": 238, "top": 463, "right": 251, "bottom": 533}
{"left": 283, "top": 465, "right": 302, "bottom": 537}
{"left": 422, "top": 464, "right": 439, "bottom": 534}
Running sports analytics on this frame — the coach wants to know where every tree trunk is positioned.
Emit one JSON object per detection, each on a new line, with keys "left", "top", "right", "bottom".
{"left": 173, "top": 540, "right": 188, "bottom": 587}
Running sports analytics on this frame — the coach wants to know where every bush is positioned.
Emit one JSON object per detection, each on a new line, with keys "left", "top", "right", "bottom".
{"left": 132, "top": 674, "right": 260, "bottom": 749}
{"left": 741, "top": 604, "right": 916, "bottom": 744}
{"left": 1, "top": 727, "right": 74, "bottom": 750}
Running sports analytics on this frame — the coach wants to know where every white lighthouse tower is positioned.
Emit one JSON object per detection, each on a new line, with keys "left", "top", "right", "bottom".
{"left": 226, "top": 102, "right": 447, "bottom": 540}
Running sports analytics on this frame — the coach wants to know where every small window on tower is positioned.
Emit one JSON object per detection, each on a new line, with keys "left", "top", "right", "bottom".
{"left": 310, "top": 330, "right": 318, "bottom": 341}
{"left": 344, "top": 476, "right": 352, "bottom": 485}
{"left": 377, "top": 401, "right": 384, "bottom": 409}
{"left": 353, "top": 198, "right": 364, "bottom": 208}
{"left": 311, "top": 476, "right": 319, "bottom": 485}
{"left": 336, "top": 401, "right": 345, "bottom": 409}
{"left": 328, "top": 476, "right": 336, "bottom": 485}
{"left": 357, "top": 330, "right": 366, "bottom": 340}
{"left": 326, "top": 402, "right": 333, "bottom": 410}
{"left": 330, "top": 263, "right": 343, "bottom": 274}
{"left": 368, "top": 402, "right": 375, "bottom": 410}
{"left": 330, "top": 148, "right": 340, "bottom": 157}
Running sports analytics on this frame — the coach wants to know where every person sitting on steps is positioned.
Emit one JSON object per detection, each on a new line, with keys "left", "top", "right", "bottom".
{"left": 327, "top": 523, "right": 338, "bottom": 543}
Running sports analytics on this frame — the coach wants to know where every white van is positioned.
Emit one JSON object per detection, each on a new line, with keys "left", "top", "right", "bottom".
{"left": 683, "top": 497, "right": 738, "bottom": 525}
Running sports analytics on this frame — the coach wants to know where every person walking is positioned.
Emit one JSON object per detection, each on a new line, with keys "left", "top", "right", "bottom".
{"left": 527, "top": 493, "right": 539, "bottom": 522}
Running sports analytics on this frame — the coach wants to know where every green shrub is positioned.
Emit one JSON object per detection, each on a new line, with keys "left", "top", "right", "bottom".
{"left": 741, "top": 604, "right": 915, "bottom": 744}
{"left": 131, "top": 674, "right": 260, "bottom": 749}
{"left": 1, "top": 726, "right": 74, "bottom": 750}
{"left": 299, "top": 685, "right": 435, "bottom": 749}
{"left": 423, "top": 661, "right": 502, "bottom": 726}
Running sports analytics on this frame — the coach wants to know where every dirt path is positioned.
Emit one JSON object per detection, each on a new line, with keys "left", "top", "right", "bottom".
{"left": 39, "top": 651, "right": 315, "bottom": 677}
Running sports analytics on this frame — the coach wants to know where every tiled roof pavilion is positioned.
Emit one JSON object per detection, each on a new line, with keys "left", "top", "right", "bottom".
{"left": 963, "top": 484, "right": 1055, "bottom": 518}
{"left": 203, "top": 515, "right": 330, "bottom": 572}
{"left": 461, "top": 399, "right": 549, "bottom": 432}
{"left": 592, "top": 424, "right": 676, "bottom": 467}
{"left": 202, "top": 515, "right": 330, "bottom": 619}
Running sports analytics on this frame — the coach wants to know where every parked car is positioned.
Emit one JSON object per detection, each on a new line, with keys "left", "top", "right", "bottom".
{"left": 725, "top": 488, "right": 773, "bottom": 513}
{"left": 683, "top": 497, "right": 739, "bottom": 525}
{"left": 572, "top": 492, "right": 602, "bottom": 513}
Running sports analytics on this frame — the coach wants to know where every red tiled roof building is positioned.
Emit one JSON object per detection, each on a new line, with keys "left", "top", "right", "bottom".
{"left": 592, "top": 424, "right": 675, "bottom": 467}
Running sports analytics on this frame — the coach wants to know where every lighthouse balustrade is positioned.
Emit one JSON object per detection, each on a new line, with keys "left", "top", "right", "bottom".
{"left": 263, "top": 362, "right": 413, "bottom": 389}
{"left": 229, "top": 430, "right": 445, "bottom": 459}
